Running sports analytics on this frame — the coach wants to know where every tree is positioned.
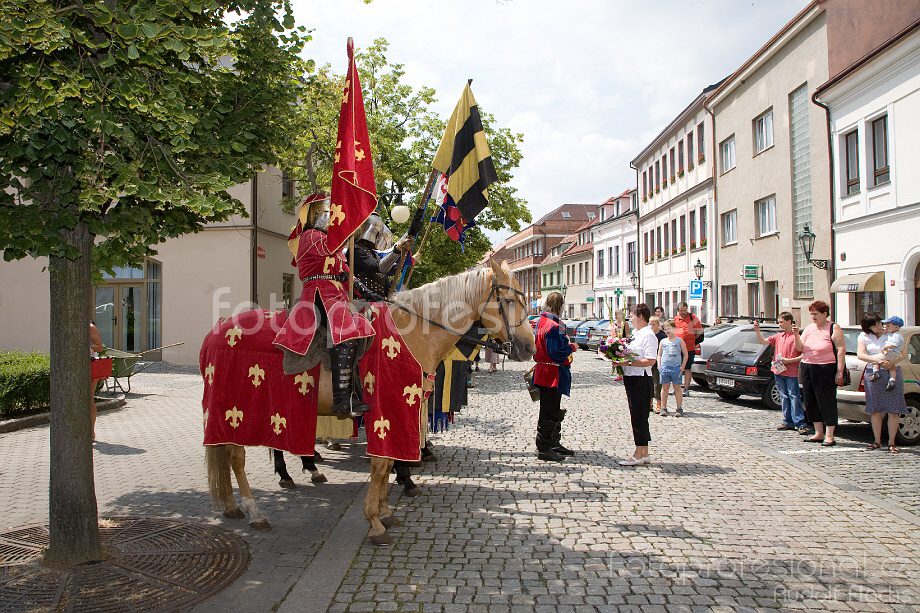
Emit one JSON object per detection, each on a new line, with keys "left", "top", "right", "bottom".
{"left": 0, "top": 0, "right": 307, "bottom": 565}
{"left": 276, "top": 38, "right": 530, "bottom": 284}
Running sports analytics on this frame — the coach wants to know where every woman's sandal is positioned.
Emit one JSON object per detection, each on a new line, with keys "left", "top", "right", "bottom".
{"left": 865, "top": 442, "right": 881, "bottom": 451}
{"left": 889, "top": 445, "right": 900, "bottom": 454}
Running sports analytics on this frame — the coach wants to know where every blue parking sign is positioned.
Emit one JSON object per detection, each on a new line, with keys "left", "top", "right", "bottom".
{"left": 689, "top": 280, "right": 704, "bottom": 300}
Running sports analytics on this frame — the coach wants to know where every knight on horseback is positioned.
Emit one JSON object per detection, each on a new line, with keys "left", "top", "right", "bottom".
{"left": 273, "top": 193, "right": 375, "bottom": 418}
{"left": 351, "top": 211, "right": 415, "bottom": 302}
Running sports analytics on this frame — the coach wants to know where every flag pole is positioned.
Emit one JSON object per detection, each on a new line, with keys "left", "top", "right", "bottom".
{"left": 395, "top": 169, "right": 438, "bottom": 291}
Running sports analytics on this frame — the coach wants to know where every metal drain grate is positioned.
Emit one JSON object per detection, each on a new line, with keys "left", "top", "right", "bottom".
{"left": 0, "top": 517, "right": 249, "bottom": 612}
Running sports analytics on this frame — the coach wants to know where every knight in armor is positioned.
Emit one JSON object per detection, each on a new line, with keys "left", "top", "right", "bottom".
{"left": 273, "top": 193, "right": 375, "bottom": 418}
{"left": 350, "top": 212, "right": 413, "bottom": 301}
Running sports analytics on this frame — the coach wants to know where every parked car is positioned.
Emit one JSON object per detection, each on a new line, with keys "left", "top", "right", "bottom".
{"left": 691, "top": 323, "right": 745, "bottom": 387}
{"left": 561, "top": 319, "right": 586, "bottom": 344}
{"left": 586, "top": 321, "right": 613, "bottom": 352}
{"left": 836, "top": 325, "right": 920, "bottom": 446}
{"left": 574, "top": 319, "right": 608, "bottom": 349}
{"left": 705, "top": 324, "right": 782, "bottom": 410}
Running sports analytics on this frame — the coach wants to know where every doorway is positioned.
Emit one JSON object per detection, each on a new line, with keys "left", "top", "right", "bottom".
{"left": 94, "top": 284, "right": 144, "bottom": 353}
{"left": 764, "top": 281, "right": 778, "bottom": 320}
{"left": 915, "top": 262, "right": 920, "bottom": 326}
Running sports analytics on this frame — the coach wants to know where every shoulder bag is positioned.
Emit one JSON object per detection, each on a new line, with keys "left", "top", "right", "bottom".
{"left": 827, "top": 322, "right": 851, "bottom": 387}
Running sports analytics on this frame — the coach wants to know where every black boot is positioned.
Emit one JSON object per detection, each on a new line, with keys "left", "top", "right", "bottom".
{"left": 552, "top": 421, "right": 575, "bottom": 456}
{"left": 395, "top": 462, "right": 421, "bottom": 497}
{"left": 536, "top": 419, "right": 565, "bottom": 462}
{"left": 330, "top": 340, "right": 369, "bottom": 417}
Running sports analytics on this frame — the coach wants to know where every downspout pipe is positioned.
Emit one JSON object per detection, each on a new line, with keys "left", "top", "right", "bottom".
{"left": 251, "top": 172, "right": 259, "bottom": 307}
{"left": 811, "top": 91, "right": 837, "bottom": 319}
{"left": 704, "top": 105, "right": 719, "bottom": 321}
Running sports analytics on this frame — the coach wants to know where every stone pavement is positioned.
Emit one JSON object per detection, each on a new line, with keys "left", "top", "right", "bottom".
{"left": 1, "top": 353, "right": 919, "bottom": 612}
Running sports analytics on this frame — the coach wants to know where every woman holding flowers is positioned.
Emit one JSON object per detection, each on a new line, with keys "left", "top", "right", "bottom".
{"left": 618, "top": 303, "right": 659, "bottom": 466}
{"left": 533, "top": 292, "right": 577, "bottom": 462}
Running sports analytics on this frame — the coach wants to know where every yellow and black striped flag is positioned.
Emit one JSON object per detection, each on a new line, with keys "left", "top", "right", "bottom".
{"left": 432, "top": 83, "right": 498, "bottom": 223}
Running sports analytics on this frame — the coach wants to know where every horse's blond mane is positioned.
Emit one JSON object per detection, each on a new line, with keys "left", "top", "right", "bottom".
{"left": 393, "top": 267, "right": 491, "bottom": 316}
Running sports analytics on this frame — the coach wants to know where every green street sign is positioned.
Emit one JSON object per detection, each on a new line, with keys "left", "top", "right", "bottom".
{"left": 743, "top": 265, "right": 760, "bottom": 280}
{"left": 586, "top": 297, "right": 594, "bottom": 302}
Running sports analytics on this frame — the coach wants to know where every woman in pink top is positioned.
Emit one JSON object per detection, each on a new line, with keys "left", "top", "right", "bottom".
{"left": 793, "top": 300, "right": 847, "bottom": 446}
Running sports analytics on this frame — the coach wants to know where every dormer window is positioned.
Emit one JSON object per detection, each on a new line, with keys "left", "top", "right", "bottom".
{"left": 587, "top": 212, "right": 596, "bottom": 220}
{"left": 561, "top": 211, "right": 571, "bottom": 219}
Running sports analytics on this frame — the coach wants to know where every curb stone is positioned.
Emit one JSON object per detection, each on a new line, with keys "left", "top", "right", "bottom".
{"left": 0, "top": 397, "right": 126, "bottom": 434}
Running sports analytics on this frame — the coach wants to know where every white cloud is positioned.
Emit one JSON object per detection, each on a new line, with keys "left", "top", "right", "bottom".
{"left": 289, "top": 0, "right": 809, "bottom": 244}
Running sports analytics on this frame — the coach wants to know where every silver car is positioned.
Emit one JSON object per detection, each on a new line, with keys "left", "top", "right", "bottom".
{"left": 691, "top": 323, "right": 744, "bottom": 388}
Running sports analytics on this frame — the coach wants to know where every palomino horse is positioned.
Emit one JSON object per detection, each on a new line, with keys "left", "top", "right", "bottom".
{"left": 203, "top": 259, "right": 535, "bottom": 544}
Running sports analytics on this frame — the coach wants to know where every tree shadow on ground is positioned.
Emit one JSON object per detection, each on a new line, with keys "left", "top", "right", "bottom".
{"left": 93, "top": 441, "right": 146, "bottom": 455}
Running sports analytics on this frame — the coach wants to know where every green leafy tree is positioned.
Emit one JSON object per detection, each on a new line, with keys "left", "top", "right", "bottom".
{"left": 277, "top": 38, "right": 529, "bottom": 285}
{"left": 0, "top": 0, "right": 307, "bottom": 565}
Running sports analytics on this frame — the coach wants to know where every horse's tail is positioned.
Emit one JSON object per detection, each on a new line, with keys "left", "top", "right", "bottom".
{"left": 206, "top": 445, "right": 232, "bottom": 504}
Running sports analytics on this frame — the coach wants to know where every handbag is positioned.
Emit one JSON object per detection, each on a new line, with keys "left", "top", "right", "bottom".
{"left": 524, "top": 366, "right": 540, "bottom": 402}
{"left": 826, "top": 322, "right": 851, "bottom": 387}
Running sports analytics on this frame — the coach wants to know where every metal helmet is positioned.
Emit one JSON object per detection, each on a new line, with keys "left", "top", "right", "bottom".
{"left": 359, "top": 213, "right": 393, "bottom": 250}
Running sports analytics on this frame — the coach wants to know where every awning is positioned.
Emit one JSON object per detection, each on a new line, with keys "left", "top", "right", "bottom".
{"left": 831, "top": 271, "right": 885, "bottom": 293}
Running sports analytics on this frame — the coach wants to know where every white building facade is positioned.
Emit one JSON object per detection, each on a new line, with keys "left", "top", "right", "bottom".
{"left": 633, "top": 86, "right": 718, "bottom": 322}
{"left": 815, "top": 24, "right": 920, "bottom": 326}
{"left": 591, "top": 190, "right": 639, "bottom": 320}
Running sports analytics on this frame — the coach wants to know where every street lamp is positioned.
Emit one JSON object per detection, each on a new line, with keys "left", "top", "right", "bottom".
{"left": 798, "top": 224, "right": 828, "bottom": 270}
{"left": 693, "top": 259, "right": 713, "bottom": 288}
{"left": 629, "top": 271, "right": 639, "bottom": 290}
{"left": 561, "top": 283, "right": 567, "bottom": 298}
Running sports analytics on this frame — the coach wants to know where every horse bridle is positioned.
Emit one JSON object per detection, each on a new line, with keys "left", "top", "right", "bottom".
{"left": 383, "top": 275, "right": 527, "bottom": 356}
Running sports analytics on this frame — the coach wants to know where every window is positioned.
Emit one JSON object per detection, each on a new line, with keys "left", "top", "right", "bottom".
{"left": 689, "top": 211, "right": 697, "bottom": 246}
{"left": 627, "top": 242, "right": 636, "bottom": 273}
{"left": 790, "top": 83, "right": 814, "bottom": 299}
{"left": 844, "top": 130, "right": 859, "bottom": 195}
{"left": 643, "top": 232, "right": 648, "bottom": 260}
{"left": 656, "top": 226, "right": 662, "bottom": 255}
{"left": 608, "top": 247, "right": 614, "bottom": 276}
{"left": 282, "top": 273, "right": 294, "bottom": 309}
{"left": 700, "top": 205, "right": 707, "bottom": 242}
{"left": 642, "top": 171, "right": 647, "bottom": 199}
{"left": 561, "top": 211, "right": 571, "bottom": 219}
{"left": 663, "top": 223, "right": 669, "bottom": 253}
{"left": 597, "top": 250, "right": 604, "bottom": 277}
{"left": 614, "top": 245, "right": 620, "bottom": 274}
{"left": 281, "top": 171, "right": 295, "bottom": 200}
{"left": 722, "top": 210, "right": 737, "bottom": 244}
{"left": 698, "top": 122, "right": 705, "bottom": 159}
{"left": 679, "top": 215, "right": 686, "bottom": 248}
{"left": 721, "top": 284, "right": 738, "bottom": 316}
{"left": 662, "top": 155, "right": 667, "bottom": 182}
{"left": 753, "top": 109, "right": 774, "bottom": 154}
{"left": 669, "top": 148, "right": 676, "bottom": 178}
{"left": 872, "top": 115, "right": 889, "bottom": 185}
{"left": 687, "top": 130, "right": 695, "bottom": 166}
{"left": 655, "top": 160, "right": 660, "bottom": 188}
{"left": 631, "top": 191, "right": 638, "bottom": 210}
{"left": 720, "top": 135, "right": 736, "bottom": 173}
{"left": 670, "top": 220, "right": 677, "bottom": 253}
{"left": 678, "top": 140, "right": 685, "bottom": 172}
{"left": 756, "top": 195, "right": 777, "bottom": 236}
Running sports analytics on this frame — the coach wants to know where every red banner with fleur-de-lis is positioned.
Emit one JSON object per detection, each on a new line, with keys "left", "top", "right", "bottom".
{"left": 326, "top": 38, "right": 378, "bottom": 253}
{"left": 201, "top": 310, "right": 319, "bottom": 457}
{"left": 357, "top": 304, "right": 424, "bottom": 462}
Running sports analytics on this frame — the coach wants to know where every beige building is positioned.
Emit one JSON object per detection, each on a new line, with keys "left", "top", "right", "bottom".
{"left": 0, "top": 167, "right": 302, "bottom": 366}
{"left": 634, "top": 84, "right": 720, "bottom": 322}
{"left": 558, "top": 223, "right": 595, "bottom": 319}
{"left": 706, "top": 4, "right": 831, "bottom": 322}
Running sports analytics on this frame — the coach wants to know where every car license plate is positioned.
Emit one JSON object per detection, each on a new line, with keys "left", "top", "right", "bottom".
{"left": 716, "top": 377, "right": 735, "bottom": 388}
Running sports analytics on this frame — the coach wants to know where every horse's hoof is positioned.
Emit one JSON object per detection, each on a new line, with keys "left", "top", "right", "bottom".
{"left": 311, "top": 473, "right": 328, "bottom": 484}
{"left": 313, "top": 451, "right": 324, "bottom": 463}
{"left": 368, "top": 532, "right": 394, "bottom": 546}
{"left": 380, "top": 515, "right": 401, "bottom": 529}
{"left": 223, "top": 508, "right": 245, "bottom": 520}
{"left": 328, "top": 442, "right": 342, "bottom": 451}
{"left": 279, "top": 479, "right": 297, "bottom": 489}
{"left": 249, "top": 519, "right": 272, "bottom": 531}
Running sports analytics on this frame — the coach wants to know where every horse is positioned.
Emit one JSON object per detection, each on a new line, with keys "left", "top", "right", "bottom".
{"left": 202, "top": 259, "right": 535, "bottom": 544}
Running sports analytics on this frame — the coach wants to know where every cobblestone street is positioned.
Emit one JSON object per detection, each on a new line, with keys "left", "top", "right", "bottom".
{"left": 1, "top": 351, "right": 919, "bottom": 612}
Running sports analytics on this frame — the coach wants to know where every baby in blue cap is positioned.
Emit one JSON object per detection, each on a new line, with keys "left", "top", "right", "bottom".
{"left": 871, "top": 315, "right": 905, "bottom": 390}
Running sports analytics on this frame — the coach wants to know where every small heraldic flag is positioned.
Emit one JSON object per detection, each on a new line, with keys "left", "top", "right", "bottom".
{"left": 432, "top": 82, "right": 498, "bottom": 224}
{"left": 327, "top": 38, "right": 378, "bottom": 253}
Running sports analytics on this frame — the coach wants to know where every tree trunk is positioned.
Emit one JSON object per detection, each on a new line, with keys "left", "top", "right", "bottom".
{"left": 44, "top": 220, "right": 101, "bottom": 565}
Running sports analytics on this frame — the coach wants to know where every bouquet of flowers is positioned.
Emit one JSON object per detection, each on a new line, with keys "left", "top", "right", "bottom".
{"left": 598, "top": 335, "right": 636, "bottom": 376}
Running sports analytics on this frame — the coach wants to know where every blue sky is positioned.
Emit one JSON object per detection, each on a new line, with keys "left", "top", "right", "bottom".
{"left": 290, "top": 0, "right": 808, "bottom": 244}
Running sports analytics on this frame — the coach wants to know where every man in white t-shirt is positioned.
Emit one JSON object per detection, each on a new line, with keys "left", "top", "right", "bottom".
{"left": 619, "top": 304, "right": 660, "bottom": 466}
